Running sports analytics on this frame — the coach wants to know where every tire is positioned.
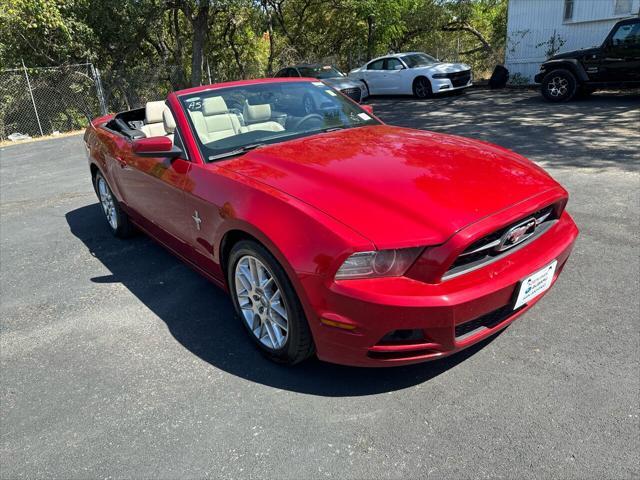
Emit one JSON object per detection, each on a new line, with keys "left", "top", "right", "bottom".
{"left": 93, "top": 171, "right": 134, "bottom": 238}
{"left": 412, "top": 76, "right": 433, "bottom": 99}
{"left": 227, "top": 240, "right": 314, "bottom": 365}
{"left": 360, "top": 80, "right": 370, "bottom": 98}
{"left": 302, "top": 94, "right": 315, "bottom": 114}
{"left": 540, "top": 69, "right": 578, "bottom": 102}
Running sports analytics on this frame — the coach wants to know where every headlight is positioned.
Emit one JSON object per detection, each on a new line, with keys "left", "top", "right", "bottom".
{"left": 335, "top": 247, "right": 423, "bottom": 280}
{"left": 431, "top": 73, "right": 448, "bottom": 79}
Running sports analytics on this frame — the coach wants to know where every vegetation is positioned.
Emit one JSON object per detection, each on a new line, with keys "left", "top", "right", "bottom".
{"left": 0, "top": 0, "right": 507, "bottom": 106}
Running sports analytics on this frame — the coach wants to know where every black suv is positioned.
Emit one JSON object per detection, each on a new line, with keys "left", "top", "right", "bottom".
{"left": 535, "top": 17, "right": 640, "bottom": 102}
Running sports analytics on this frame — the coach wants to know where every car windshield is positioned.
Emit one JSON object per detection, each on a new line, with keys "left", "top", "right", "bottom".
{"left": 297, "top": 65, "right": 344, "bottom": 79}
{"left": 179, "top": 81, "right": 380, "bottom": 162}
{"left": 401, "top": 53, "right": 438, "bottom": 68}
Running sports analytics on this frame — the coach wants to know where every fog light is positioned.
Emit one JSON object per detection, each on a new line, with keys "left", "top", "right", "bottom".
{"left": 380, "top": 329, "right": 425, "bottom": 344}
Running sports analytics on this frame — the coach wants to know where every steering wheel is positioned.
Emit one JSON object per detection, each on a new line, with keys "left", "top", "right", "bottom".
{"left": 293, "top": 114, "right": 324, "bottom": 131}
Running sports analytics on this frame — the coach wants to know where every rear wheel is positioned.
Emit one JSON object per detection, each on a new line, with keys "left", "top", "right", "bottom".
{"left": 412, "top": 77, "right": 433, "bottom": 99}
{"left": 540, "top": 69, "right": 577, "bottom": 102}
{"left": 227, "top": 240, "right": 314, "bottom": 365}
{"left": 93, "top": 171, "right": 134, "bottom": 238}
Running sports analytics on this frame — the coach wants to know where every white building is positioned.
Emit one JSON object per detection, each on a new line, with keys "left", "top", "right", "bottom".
{"left": 505, "top": 0, "right": 640, "bottom": 82}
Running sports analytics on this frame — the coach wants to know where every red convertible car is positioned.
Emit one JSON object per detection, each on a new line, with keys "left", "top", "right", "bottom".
{"left": 84, "top": 78, "right": 578, "bottom": 367}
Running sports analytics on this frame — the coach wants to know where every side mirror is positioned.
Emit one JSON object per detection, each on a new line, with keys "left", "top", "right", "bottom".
{"left": 393, "top": 64, "right": 404, "bottom": 70}
{"left": 361, "top": 104, "right": 374, "bottom": 115}
{"left": 132, "top": 136, "right": 183, "bottom": 158}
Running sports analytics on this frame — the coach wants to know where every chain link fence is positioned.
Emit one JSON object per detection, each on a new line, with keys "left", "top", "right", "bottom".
{"left": 0, "top": 63, "right": 109, "bottom": 141}
{"left": 0, "top": 62, "right": 184, "bottom": 141}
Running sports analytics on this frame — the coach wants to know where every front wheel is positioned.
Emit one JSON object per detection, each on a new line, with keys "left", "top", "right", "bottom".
{"left": 412, "top": 77, "right": 433, "bottom": 99}
{"left": 540, "top": 69, "right": 577, "bottom": 102}
{"left": 360, "top": 81, "right": 370, "bottom": 98}
{"left": 302, "top": 94, "right": 315, "bottom": 114}
{"left": 227, "top": 240, "right": 314, "bottom": 365}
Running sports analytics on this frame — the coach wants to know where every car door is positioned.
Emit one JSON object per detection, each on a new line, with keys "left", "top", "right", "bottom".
{"left": 603, "top": 20, "right": 640, "bottom": 82}
{"left": 113, "top": 125, "right": 193, "bottom": 256}
{"left": 381, "top": 58, "right": 406, "bottom": 93}
{"left": 363, "top": 59, "right": 386, "bottom": 94}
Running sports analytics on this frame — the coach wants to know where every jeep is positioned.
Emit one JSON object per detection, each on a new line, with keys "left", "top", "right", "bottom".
{"left": 535, "top": 17, "right": 640, "bottom": 102}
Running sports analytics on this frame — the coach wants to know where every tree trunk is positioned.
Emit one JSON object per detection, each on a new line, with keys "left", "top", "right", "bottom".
{"left": 366, "top": 14, "right": 375, "bottom": 61}
{"left": 190, "top": 6, "right": 209, "bottom": 87}
{"left": 171, "top": 6, "right": 188, "bottom": 89}
{"left": 442, "top": 21, "right": 494, "bottom": 56}
{"left": 265, "top": 5, "right": 275, "bottom": 76}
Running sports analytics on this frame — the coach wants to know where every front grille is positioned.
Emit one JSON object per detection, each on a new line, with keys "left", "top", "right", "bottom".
{"left": 448, "top": 70, "right": 471, "bottom": 87}
{"left": 341, "top": 87, "right": 362, "bottom": 102}
{"left": 444, "top": 204, "right": 558, "bottom": 280}
{"left": 455, "top": 305, "right": 522, "bottom": 341}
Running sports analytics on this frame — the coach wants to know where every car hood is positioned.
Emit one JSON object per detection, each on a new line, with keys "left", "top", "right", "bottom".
{"left": 417, "top": 62, "right": 471, "bottom": 73}
{"left": 223, "top": 126, "right": 559, "bottom": 247}
{"left": 322, "top": 77, "right": 362, "bottom": 90}
{"left": 550, "top": 47, "right": 600, "bottom": 60}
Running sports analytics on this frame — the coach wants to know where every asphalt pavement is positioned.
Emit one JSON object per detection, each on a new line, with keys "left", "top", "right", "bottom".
{"left": 1, "top": 89, "right": 638, "bottom": 479}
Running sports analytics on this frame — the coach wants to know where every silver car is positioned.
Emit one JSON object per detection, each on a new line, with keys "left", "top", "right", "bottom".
{"left": 274, "top": 64, "right": 368, "bottom": 112}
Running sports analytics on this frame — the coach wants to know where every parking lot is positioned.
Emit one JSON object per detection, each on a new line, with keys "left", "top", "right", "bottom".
{"left": 1, "top": 89, "right": 638, "bottom": 478}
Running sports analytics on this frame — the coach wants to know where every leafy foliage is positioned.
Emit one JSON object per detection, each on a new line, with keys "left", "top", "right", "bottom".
{"left": 1, "top": 0, "right": 507, "bottom": 103}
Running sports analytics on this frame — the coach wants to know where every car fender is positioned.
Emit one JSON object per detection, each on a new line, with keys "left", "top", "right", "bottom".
{"left": 208, "top": 173, "right": 375, "bottom": 326}
{"left": 181, "top": 164, "right": 373, "bottom": 284}
{"left": 540, "top": 59, "right": 589, "bottom": 82}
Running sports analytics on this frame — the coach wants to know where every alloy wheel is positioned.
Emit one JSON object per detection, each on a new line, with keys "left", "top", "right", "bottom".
{"left": 234, "top": 255, "right": 289, "bottom": 350}
{"left": 414, "top": 78, "right": 430, "bottom": 98}
{"left": 97, "top": 176, "right": 118, "bottom": 230}
{"left": 303, "top": 95, "right": 314, "bottom": 114}
{"left": 547, "top": 76, "right": 568, "bottom": 98}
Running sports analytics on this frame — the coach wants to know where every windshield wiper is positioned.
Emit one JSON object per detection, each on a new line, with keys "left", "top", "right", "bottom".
{"left": 208, "top": 143, "right": 265, "bottom": 161}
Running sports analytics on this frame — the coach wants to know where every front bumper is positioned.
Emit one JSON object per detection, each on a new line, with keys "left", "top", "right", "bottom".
{"left": 534, "top": 72, "right": 545, "bottom": 83}
{"left": 301, "top": 211, "right": 578, "bottom": 367}
{"left": 431, "top": 77, "right": 473, "bottom": 93}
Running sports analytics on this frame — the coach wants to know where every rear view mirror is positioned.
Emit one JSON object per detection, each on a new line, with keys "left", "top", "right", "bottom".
{"left": 361, "top": 104, "right": 374, "bottom": 115}
{"left": 132, "top": 136, "right": 183, "bottom": 158}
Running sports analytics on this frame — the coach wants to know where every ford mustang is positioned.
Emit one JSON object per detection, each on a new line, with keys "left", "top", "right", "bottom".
{"left": 84, "top": 78, "right": 578, "bottom": 367}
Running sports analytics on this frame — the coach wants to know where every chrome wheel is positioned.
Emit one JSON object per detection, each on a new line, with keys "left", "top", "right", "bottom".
{"left": 97, "top": 176, "right": 118, "bottom": 230}
{"left": 234, "top": 255, "right": 288, "bottom": 350}
{"left": 547, "top": 76, "right": 568, "bottom": 97}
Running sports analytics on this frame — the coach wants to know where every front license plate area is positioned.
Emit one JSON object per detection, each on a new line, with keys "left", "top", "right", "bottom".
{"left": 514, "top": 260, "right": 557, "bottom": 310}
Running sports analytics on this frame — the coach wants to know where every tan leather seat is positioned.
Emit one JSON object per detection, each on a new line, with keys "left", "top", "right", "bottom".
{"left": 243, "top": 102, "right": 285, "bottom": 133}
{"left": 162, "top": 109, "right": 176, "bottom": 143}
{"left": 140, "top": 101, "right": 168, "bottom": 137}
{"left": 189, "top": 97, "right": 243, "bottom": 143}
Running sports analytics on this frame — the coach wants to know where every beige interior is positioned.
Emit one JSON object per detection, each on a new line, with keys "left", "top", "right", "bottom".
{"left": 189, "top": 96, "right": 244, "bottom": 144}
{"left": 141, "top": 96, "right": 285, "bottom": 146}
{"left": 243, "top": 102, "right": 284, "bottom": 133}
{"left": 162, "top": 109, "right": 176, "bottom": 143}
{"left": 140, "top": 101, "right": 168, "bottom": 138}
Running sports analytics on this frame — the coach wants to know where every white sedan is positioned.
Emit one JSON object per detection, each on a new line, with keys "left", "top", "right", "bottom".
{"left": 348, "top": 52, "right": 472, "bottom": 98}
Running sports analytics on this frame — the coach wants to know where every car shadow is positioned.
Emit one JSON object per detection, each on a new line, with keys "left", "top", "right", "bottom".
{"left": 371, "top": 88, "right": 640, "bottom": 172}
{"left": 66, "top": 203, "right": 503, "bottom": 397}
